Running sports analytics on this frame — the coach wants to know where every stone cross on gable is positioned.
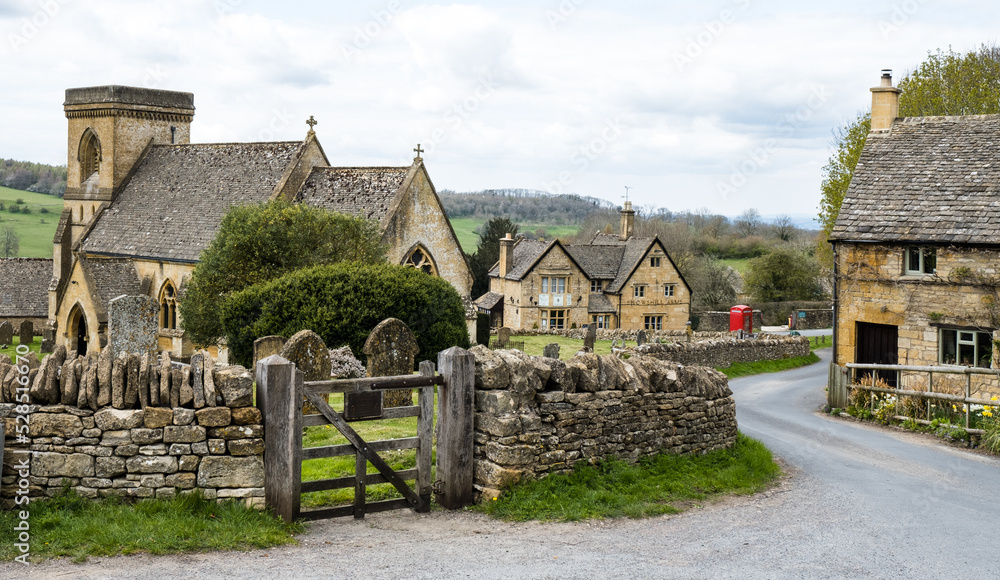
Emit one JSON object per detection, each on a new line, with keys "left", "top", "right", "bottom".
{"left": 306, "top": 115, "right": 317, "bottom": 134}
{"left": 413, "top": 144, "right": 424, "bottom": 159}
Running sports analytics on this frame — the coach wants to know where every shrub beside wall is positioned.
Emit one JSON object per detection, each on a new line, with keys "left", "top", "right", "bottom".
{"left": 470, "top": 346, "right": 737, "bottom": 497}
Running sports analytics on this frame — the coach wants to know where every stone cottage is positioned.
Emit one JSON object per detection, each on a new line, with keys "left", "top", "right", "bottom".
{"left": 475, "top": 202, "right": 691, "bottom": 331}
{"left": 830, "top": 71, "right": 1000, "bottom": 394}
{"left": 33, "top": 85, "right": 472, "bottom": 359}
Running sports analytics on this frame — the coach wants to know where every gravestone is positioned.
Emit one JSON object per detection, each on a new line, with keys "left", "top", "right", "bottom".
{"left": 497, "top": 326, "right": 512, "bottom": 347}
{"left": 584, "top": 325, "right": 597, "bottom": 351}
{"left": 0, "top": 321, "right": 12, "bottom": 347}
{"left": 543, "top": 343, "right": 560, "bottom": 359}
{"left": 41, "top": 327, "right": 55, "bottom": 353}
{"left": 18, "top": 320, "right": 33, "bottom": 346}
{"left": 253, "top": 335, "right": 287, "bottom": 372}
{"left": 279, "top": 330, "right": 331, "bottom": 415}
{"left": 362, "top": 318, "right": 419, "bottom": 412}
{"left": 108, "top": 295, "right": 158, "bottom": 360}
{"left": 636, "top": 329, "right": 647, "bottom": 347}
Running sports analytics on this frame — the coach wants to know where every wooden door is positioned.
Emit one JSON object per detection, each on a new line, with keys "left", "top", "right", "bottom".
{"left": 855, "top": 322, "right": 898, "bottom": 387}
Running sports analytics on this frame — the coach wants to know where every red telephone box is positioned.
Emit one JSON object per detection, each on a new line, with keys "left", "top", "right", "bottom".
{"left": 729, "top": 305, "right": 753, "bottom": 333}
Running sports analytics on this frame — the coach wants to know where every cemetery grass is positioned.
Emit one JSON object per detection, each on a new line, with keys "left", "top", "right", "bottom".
{"left": 0, "top": 335, "right": 43, "bottom": 359}
{"left": 514, "top": 334, "right": 615, "bottom": 356}
{"left": 0, "top": 186, "right": 62, "bottom": 258}
{"left": 0, "top": 488, "right": 302, "bottom": 563}
{"left": 299, "top": 391, "right": 432, "bottom": 508}
{"left": 477, "top": 432, "right": 779, "bottom": 522}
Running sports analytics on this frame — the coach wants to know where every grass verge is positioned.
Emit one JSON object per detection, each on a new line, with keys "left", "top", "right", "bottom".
{"left": 476, "top": 432, "right": 779, "bottom": 521}
{"left": 0, "top": 490, "right": 301, "bottom": 563}
{"left": 717, "top": 352, "right": 821, "bottom": 378}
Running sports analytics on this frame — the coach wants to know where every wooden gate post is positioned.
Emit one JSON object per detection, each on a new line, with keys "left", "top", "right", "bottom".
{"left": 828, "top": 362, "right": 848, "bottom": 409}
{"left": 436, "top": 346, "right": 475, "bottom": 509}
{"left": 256, "top": 355, "right": 302, "bottom": 524}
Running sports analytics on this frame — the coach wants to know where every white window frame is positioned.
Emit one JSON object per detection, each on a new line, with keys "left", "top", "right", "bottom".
{"left": 939, "top": 327, "right": 992, "bottom": 368}
{"left": 591, "top": 280, "right": 603, "bottom": 293}
{"left": 644, "top": 315, "right": 663, "bottom": 331}
{"left": 664, "top": 284, "right": 675, "bottom": 297}
{"left": 634, "top": 285, "right": 646, "bottom": 298}
{"left": 905, "top": 247, "right": 936, "bottom": 275}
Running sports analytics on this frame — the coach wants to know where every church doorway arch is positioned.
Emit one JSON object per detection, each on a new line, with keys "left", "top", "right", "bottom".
{"left": 69, "top": 304, "right": 89, "bottom": 356}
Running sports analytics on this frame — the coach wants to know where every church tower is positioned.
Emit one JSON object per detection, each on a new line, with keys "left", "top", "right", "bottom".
{"left": 62, "top": 85, "right": 195, "bottom": 243}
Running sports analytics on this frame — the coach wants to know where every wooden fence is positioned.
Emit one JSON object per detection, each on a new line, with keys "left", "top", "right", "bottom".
{"left": 256, "top": 347, "right": 475, "bottom": 523}
{"left": 829, "top": 362, "right": 999, "bottom": 433}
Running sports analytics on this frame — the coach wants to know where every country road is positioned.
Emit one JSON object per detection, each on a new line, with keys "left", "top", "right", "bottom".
{"left": 13, "top": 349, "right": 1000, "bottom": 579}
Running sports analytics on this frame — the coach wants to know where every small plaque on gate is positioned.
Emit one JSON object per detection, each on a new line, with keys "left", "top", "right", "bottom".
{"left": 344, "top": 391, "right": 383, "bottom": 421}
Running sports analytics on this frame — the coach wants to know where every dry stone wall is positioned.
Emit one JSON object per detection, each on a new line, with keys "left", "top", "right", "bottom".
{"left": 506, "top": 327, "right": 735, "bottom": 342}
{"left": 0, "top": 348, "right": 262, "bottom": 508}
{"left": 630, "top": 335, "right": 810, "bottom": 368}
{"left": 470, "top": 346, "right": 737, "bottom": 497}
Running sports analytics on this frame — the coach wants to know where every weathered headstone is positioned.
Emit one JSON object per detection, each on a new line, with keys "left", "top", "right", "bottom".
{"left": 636, "top": 329, "right": 647, "bottom": 347}
{"left": 191, "top": 352, "right": 206, "bottom": 409}
{"left": 542, "top": 343, "right": 561, "bottom": 359}
{"left": 18, "top": 320, "right": 32, "bottom": 347}
{"left": 280, "top": 330, "right": 331, "bottom": 416}
{"left": 108, "top": 295, "right": 159, "bottom": 360}
{"left": 584, "top": 325, "right": 597, "bottom": 351}
{"left": 202, "top": 351, "right": 216, "bottom": 407}
{"left": 0, "top": 321, "right": 12, "bottom": 347}
{"left": 497, "top": 326, "right": 512, "bottom": 347}
{"left": 253, "top": 335, "right": 286, "bottom": 372}
{"left": 363, "top": 318, "right": 419, "bottom": 410}
{"left": 40, "top": 327, "right": 55, "bottom": 353}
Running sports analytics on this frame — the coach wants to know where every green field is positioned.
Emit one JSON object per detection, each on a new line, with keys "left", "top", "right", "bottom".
{"left": 449, "top": 217, "right": 580, "bottom": 253}
{"left": 0, "top": 186, "right": 62, "bottom": 258}
{"left": 720, "top": 258, "right": 750, "bottom": 273}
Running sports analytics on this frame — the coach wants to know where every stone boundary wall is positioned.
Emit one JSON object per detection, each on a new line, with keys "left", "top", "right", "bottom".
{"left": 694, "top": 310, "right": 765, "bottom": 332}
{"left": 790, "top": 309, "right": 833, "bottom": 330}
{"left": 629, "top": 335, "right": 810, "bottom": 368}
{"left": 470, "top": 346, "right": 737, "bottom": 497}
{"left": 500, "top": 328, "right": 735, "bottom": 341}
{"left": 0, "top": 349, "right": 262, "bottom": 508}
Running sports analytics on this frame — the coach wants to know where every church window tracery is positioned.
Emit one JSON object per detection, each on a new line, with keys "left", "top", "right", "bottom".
{"left": 404, "top": 246, "right": 437, "bottom": 276}
{"left": 160, "top": 281, "right": 178, "bottom": 330}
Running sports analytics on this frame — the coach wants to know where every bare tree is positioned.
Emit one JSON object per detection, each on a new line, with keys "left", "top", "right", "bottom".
{"left": 771, "top": 214, "right": 796, "bottom": 242}
{"left": 735, "top": 208, "right": 762, "bottom": 237}
{"left": 2, "top": 226, "right": 18, "bottom": 258}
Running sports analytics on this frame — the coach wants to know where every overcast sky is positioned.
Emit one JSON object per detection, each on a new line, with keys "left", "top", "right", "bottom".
{"left": 2, "top": 0, "right": 998, "bottom": 223}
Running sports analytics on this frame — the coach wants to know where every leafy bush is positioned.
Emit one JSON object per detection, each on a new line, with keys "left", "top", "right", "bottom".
{"left": 221, "top": 262, "right": 470, "bottom": 368}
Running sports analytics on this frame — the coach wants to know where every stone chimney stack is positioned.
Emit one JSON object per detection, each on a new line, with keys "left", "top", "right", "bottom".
{"left": 498, "top": 233, "right": 515, "bottom": 277}
{"left": 870, "top": 69, "right": 902, "bottom": 133}
{"left": 620, "top": 201, "right": 635, "bottom": 241}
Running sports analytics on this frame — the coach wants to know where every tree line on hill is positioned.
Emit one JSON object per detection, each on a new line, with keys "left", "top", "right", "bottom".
{"left": 1, "top": 159, "right": 66, "bottom": 196}
{"left": 439, "top": 188, "right": 615, "bottom": 225}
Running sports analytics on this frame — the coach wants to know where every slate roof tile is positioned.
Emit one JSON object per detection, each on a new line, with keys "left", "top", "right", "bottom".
{"left": 295, "top": 166, "right": 410, "bottom": 222}
{"left": 0, "top": 259, "right": 52, "bottom": 317}
{"left": 831, "top": 115, "right": 1000, "bottom": 244}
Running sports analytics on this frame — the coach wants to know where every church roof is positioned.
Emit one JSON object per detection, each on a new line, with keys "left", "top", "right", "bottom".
{"left": 81, "top": 141, "right": 304, "bottom": 262}
{"left": 295, "top": 166, "right": 411, "bottom": 223}
{"left": 0, "top": 259, "right": 52, "bottom": 317}
{"left": 78, "top": 257, "right": 141, "bottom": 322}
{"left": 831, "top": 115, "right": 1000, "bottom": 244}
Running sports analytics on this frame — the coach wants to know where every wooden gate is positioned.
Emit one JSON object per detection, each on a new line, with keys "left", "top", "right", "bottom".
{"left": 256, "top": 347, "right": 474, "bottom": 523}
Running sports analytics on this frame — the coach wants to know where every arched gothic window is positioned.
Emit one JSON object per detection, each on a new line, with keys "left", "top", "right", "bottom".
{"left": 159, "top": 281, "right": 177, "bottom": 330}
{"left": 405, "top": 246, "right": 437, "bottom": 276}
{"left": 79, "top": 129, "right": 102, "bottom": 181}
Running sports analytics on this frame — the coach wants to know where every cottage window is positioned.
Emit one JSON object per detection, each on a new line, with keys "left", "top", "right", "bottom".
{"left": 591, "top": 280, "right": 603, "bottom": 293}
{"left": 591, "top": 314, "right": 611, "bottom": 329}
{"left": 634, "top": 285, "right": 646, "bottom": 298}
{"left": 664, "top": 284, "right": 675, "bottom": 297}
{"left": 541, "top": 309, "right": 566, "bottom": 330}
{"left": 542, "top": 277, "right": 566, "bottom": 294}
{"left": 650, "top": 256, "right": 661, "bottom": 267}
{"left": 939, "top": 328, "right": 992, "bottom": 367}
{"left": 644, "top": 315, "right": 663, "bottom": 331}
{"left": 905, "top": 247, "right": 936, "bottom": 275}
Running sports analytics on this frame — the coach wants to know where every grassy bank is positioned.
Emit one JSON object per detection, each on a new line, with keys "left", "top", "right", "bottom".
{"left": 476, "top": 432, "right": 779, "bottom": 521}
{"left": 0, "top": 490, "right": 300, "bottom": 563}
{"left": 0, "top": 186, "right": 61, "bottom": 258}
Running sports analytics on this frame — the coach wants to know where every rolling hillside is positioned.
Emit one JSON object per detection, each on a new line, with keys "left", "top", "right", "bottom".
{"left": 0, "top": 186, "right": 61, "bottom": 258}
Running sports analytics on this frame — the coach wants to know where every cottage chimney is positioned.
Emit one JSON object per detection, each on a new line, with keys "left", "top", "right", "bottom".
{"left": 620, "top": 201, "right": 635, "bottom": 241}
{"left": 870, "top": 69, "right": 902, "bottom": 133}
{"left": 498, "top": 233, "right": 515, "bottom": 277}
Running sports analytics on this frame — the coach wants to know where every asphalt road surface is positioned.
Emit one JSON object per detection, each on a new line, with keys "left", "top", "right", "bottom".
{"left": 12, "top": 349, "right": 1000, "bottom": 579}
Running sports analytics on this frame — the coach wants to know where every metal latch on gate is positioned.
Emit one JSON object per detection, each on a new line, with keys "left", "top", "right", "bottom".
{"left": 431, "top": 479, "right": 444, "bottom": 494}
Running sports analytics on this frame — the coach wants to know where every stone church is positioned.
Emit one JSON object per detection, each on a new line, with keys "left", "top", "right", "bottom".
{"left": 41, "top": 85, "right": 472, "bottom": 360}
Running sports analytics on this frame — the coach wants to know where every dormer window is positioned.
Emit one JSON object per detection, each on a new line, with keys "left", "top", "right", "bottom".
{"left": 905, "top": 247, "right": 936, "bottom": 275}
